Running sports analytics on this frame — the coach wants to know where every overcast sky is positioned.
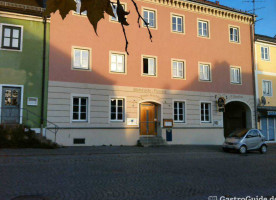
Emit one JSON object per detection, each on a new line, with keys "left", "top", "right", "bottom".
{"left": 210, "top": 0, "right": 276, "bottom": 37}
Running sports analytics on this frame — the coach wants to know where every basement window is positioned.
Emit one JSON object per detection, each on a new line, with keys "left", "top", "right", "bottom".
{"left": 74, "top": 138, "right": 85, "bottom": 144}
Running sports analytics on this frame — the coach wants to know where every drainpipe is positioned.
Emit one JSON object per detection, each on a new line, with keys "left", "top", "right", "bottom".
{"left": 40, "top": 15, "right": 47, "bottom": 136}
{"left": 250, "top": 16, "right": 258, "bottom": 129}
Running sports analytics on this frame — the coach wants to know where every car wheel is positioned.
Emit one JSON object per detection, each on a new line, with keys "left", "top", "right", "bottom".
{"left": 260, "top": 145, "right": 267, "bottom": 154}
{"left": 239, "top": 145, "right": 247, "bottom": 154}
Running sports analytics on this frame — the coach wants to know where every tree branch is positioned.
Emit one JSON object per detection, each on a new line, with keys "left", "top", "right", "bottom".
{"left": 130, "top": 0, "right": 153, "bottom": 42}
{"left": 121, "top": 23, "right": 129, "bottom": 55}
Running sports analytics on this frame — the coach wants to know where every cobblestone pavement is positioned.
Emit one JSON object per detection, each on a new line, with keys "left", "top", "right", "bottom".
{"left": 0, "top": 145, "right": 276, "bottom": 200}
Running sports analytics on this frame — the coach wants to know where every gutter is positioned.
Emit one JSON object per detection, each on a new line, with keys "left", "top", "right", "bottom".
{"left": 250, "top": 16, "right": 258, "bottom": 128}
{"left": 40, "top": 15, "right": 47, "bottom": 134}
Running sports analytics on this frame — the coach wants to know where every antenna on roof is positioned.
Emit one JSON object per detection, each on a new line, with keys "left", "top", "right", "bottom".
{"left": 242, "top": 0, "right": 265, "bottom": 15}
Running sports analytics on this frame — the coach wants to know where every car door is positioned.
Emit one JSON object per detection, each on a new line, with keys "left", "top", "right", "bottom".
{"left": 245, "top": 130, "right": 261, "bottom": 150}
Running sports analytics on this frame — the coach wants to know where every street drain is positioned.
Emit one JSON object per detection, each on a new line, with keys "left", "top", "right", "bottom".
{"left": 11, "top": 195, "right": 47, "bottom": 200}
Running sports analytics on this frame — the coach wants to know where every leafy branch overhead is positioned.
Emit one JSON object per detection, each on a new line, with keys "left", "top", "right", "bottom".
{"left": 44, "top": 0, "right": 152, "bottom": 54}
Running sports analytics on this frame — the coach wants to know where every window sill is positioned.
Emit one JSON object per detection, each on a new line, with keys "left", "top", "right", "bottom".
{"left": 230, "top": 82, "right": 242, "bottom": 85}
{"left": 72, "top": 120, "right": 89, "bottom": 123}
{"left": 142, "top": 74, "right": 157, "bottom": 77}
{"left": 0, "top": 47, "right": 22, "bottom": 52}
{"left": 72, "top": 67, "right": 91, "bottom": 71}
{"left": 197, "top": 35, "right": 210, "bottom": 39}
{"left": 110, "top": 120, "right": 125, "bottom": 123}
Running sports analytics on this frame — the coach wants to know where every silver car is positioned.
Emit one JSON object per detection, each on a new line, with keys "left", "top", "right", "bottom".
{"left": 222, "top": 129, "right": 267, "bottom": 154}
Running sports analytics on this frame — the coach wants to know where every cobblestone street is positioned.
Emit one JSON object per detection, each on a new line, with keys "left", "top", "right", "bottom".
{"left": 0, "top": 145, "right": 276, "bottom": 200}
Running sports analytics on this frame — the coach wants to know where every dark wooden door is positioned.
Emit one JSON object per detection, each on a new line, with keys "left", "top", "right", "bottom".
{"left": 1, "top": 87, "right": 21, "bottom": 124}
{"left": 140, "top": 103, "right": 157, "bottom": 135}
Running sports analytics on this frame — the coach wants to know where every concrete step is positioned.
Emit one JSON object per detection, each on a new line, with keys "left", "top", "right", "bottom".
{"left": 138, "top": 136, "right": 167, "bottom": 147}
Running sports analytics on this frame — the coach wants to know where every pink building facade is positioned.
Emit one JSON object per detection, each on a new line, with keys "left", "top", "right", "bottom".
{"left": 47, "top": 0, "right": 256, "bottom": 146}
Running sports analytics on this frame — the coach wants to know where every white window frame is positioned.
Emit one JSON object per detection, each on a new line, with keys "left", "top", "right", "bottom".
{"left": 74, "top": 0, "right": 87, "bottom": 15}
{"left": 110, "top": 2, "right": 126, "bottom": 22}
{"left": 173, "top": 100, "right": 186, "bottom": 123}
{"left": 197, "top": 19, "right": 209, "bottom": 38}
{"left": 171, "top": 14, "right": 184, "bottom": 33}
{"left": 0, "top": 84, "right": 24, "bottom": 124}
{"left": 70, "top": 94, "right": 90, "bottom": 123}
{"left": 229, "top": 26, "right": 240, "bottom": 43}
{"left": 142, "top": 56, "right": 157, "bottom": 77}
{"left": 172, "top": 60, "right": 185, "bottom": 79}
{"left": 230, "top": 66, "right": 242, "bottom": 84}
{"left": 72, "top": 47, "right": 91, "bottom": 70}
{"left": 143, "top": 8, "right": 157, "bottom": 29}
{"left": 109, "top": 97, "right": 125, "bottom": 122}
{"left": 262, "top": 80, "right": 272, "bottom": 97}
{"left": 199, "top": 63, "right": 211, "bottom": 81}
{"left": 110, "top": 52, "right": 126, "bottom": 73}
{"left": 0, "top": 23, "right": 23, "bottom": 52}
{"left": 200, "top": 102, "right": 212, "bottom": 123}
{"left": 261, "top": 46, "right": 270, "bottom": 61}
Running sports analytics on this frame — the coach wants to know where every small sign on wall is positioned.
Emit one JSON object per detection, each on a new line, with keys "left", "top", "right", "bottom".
{"left": 127, "top": 118, "right": 138, "bottom": 125}
{"left": 163, "top": 119, "right": 173, "bottom": 128}
{"left": 27, "top": 97, "right": 38, "bottom": 106}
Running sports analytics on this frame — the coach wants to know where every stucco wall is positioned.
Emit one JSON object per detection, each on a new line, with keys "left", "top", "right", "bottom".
{"left": 49, "top": 0, "right": 254, "bottom": 95}
{"left": 0, "top": 14, "right": 49, "bottom": 128}
{"left": 47, "top": 81, "right": 255, "bottom": 146}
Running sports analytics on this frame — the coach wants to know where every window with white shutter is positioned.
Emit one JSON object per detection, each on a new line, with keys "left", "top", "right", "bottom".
{"left": 261, "top": 46, "right": 270, "bottom": 61}
{"left": 110, "top": 53, "right": 125, "bottom": 73}
{"left": 199, "top": 64, "right": 211, "bottom": 81}
{"left": 143, "top": 57, "right": 156, "bottom": 76}
{"left": 230, "top": 67, "right": 241, "bottom": 84}
{"left": 73, "top": 48, "right": 90, "bottom": 70}
{"left": 172, "top": 61, "right": 184, "bottom": 79}
{"left": 198, "top": 20, "right": 209, "bottom": 37}
{"left": 263, "top": 80, "right": 272, "bottom": 96}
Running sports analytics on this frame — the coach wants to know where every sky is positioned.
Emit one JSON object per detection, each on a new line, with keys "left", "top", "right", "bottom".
{"left": 209, "top": 0, "right": 276, "bottom": 37}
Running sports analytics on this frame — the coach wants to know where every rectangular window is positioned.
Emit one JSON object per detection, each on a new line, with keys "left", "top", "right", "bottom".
{"left": 261, "top": 46, "right": 270, "bottom": 61}
{"left": 75, "top": 0, "right": 87, "bottom": 15}
{"left": 111, "top": 3, "right": 125, "bottom": 21}
{"left": 110, "top": 98, "right": 124, "bottom": 121}
{"left": 143, "top": 57, "right": 156, "bottom": 76}
{"left": 201, "top": 103, "right": 211, "bottom": 123}
{"left": 199, "top": 64, "right": 211, "bottom": 81}
{"left": 1, "top": 25, "right": 22, "bottom": 50}
{"left": 230, "top": 27, "right": 239, "bottom": 43}
{"left": 263, "top": 80, "right": 272, "bottom": 96}
{"left": 198, "top": 20, "right": 209, "bottom": 37}
{"left": 172, "top": 15, "right": 183, "bottom": 33}
{"left": 110, "top": 53, "right": 125, "bottom": 73}
{"left": 72, "top": 97, "right": 88, "bottom": 122}
{"left": 143, "top": 9, "right": 156, "bottom": 28}
{"left": 172, "top": 61, "right": 184, "bottom": 79}
{"left": 230, "top": 67, "right": 241, "bottom": 84}
{"left": 174, "top": 101, "right": 185, "bottom": 123}
{"left": 73, "top": 48, "right": 90, "bottom": 70}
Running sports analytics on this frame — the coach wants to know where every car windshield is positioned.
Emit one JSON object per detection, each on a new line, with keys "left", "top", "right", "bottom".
{"left": 228, "top": 129, "right": 249, "bottom": 138}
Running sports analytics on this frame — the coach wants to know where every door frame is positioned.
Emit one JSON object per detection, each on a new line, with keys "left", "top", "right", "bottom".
{"left": 138, "top": 100, "right": 163, "bottom": 136}
{"left": 0, "top": 84, "right": 24, "bottom": 124}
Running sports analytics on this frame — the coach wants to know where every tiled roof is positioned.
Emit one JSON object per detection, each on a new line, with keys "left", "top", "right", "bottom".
{"left": 1, "top": 0, "right": 44, "bottom": 7}
{"left": 255, "top": 34, "right": 276, "bottom": 44}
{"left": 191, "top": 0, "right": 253, "bottom": 16}
{"left": 0, "top": 0, "right": 44, "bottom": 16}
